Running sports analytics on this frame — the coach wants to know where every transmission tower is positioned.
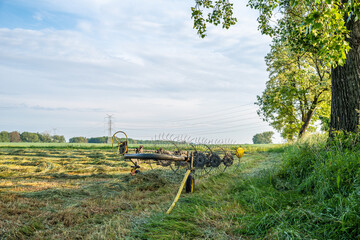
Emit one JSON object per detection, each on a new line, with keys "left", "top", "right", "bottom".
{"left": 106, "top": 114, "right": 113, "bottom": 144}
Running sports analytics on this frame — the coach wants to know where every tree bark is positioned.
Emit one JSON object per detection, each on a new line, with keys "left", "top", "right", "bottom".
{"left": 298, "top": 96, "right": 318, "bottom": 138}
{"left": 330, "top": 20, "right": 360, "bottom": 134}
{"left": 298, "top": 109, "right": 315, "bottom": 138}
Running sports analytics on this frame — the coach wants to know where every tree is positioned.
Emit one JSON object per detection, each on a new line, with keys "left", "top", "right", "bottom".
{"left": 87, "top": 136, "right": 108, "bottom": 143}
{"left": 38, "top": 132, "right": 52, "bottom": 143}
{"left": 252, "top": 131, "right": 274, "bottom": 144}
{"left": 256, "top": 40, "right": 331, "bottom": 141}
{"left": 20, "top": 132, "right": 40, "bottom": 142}
{"left": 53, "top": 135, "right": 66, "bottom": 143}
{"left": 0, "top": 131, "right": 9, "bottom": 142}
{"left": 69, "top": 137, "right": 88, "bottom": 143}
{"left": 192, "top": 0, "right": 360, "bottom": 135}
{"left": 9, "top": 131, "right": 21, "bottom": 142}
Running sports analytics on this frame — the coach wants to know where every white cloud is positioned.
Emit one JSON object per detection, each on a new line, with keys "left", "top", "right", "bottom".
{"left": 33, "top": 12, "right": 43, "bottom": 21}
{"left": 77, "top": 20, "right": 93, "bottom": 32}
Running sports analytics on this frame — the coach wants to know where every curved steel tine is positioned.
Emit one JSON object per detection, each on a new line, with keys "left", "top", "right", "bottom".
{"left": 179, "top": 135, "right": 183, "bottom": 142}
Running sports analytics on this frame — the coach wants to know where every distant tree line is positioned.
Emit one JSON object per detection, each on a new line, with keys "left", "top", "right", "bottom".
{"left": 0, "top": 131, "right": 65, "bottom": 143}
{"left": 68, "top": 136, "right": 109, "bottom": 143}
{"left": 1, "top": 132, "right": 207, "bottom": 144}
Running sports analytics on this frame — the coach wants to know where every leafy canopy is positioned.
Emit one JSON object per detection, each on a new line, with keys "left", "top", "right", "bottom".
{"left": 192, "top": 0, "right": 360, "bottom": 65}
{"left": 257, "top": 40, "right": 330, "bottom": 141}
{"left": 191, "top": 0, "right": 237, "bottom": 38}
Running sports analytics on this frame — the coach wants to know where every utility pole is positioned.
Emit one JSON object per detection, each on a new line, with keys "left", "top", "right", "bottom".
{"left": 106, "top": 114, "right": 113, "bottom": 144}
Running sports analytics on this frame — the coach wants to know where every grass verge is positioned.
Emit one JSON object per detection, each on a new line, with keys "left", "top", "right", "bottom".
{"left": 128, "top": 135, "right": 360, "bottom": 239}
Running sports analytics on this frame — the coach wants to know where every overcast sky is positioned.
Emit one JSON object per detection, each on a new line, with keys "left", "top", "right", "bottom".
{"left": 0, "top": 0, "right": 280, "bottom": 143}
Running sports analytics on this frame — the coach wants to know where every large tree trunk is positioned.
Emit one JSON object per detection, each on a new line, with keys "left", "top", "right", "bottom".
{"left": 330, "top": 20, "right": 360, "bottom": 134}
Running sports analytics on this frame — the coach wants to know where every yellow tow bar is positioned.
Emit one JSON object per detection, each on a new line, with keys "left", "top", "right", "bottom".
{"left": 166, "top": 169, "right": 192, "bottom": 214}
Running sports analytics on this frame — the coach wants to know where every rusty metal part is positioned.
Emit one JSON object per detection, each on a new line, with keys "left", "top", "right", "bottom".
{"left": 193, "top": 152, "right": 207, "bottom": 168}
{"left": 209, "top": 154, "right": 222, "bottom": 167}
{"left": 222, "top": 153, "right": 234, "bottom": 167}
{"left": 135, "top": 145, "right": 144, "bottom": 154}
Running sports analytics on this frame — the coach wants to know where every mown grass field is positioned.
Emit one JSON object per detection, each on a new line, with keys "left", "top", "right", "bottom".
{"left": 0, "top": 143, "right": 279, "bottom": 239}
{"left": 3, "top": 139, "right": 356, "bottom": 239}
{"left": 0, "top": 145, "right": 181, "bottom": 239}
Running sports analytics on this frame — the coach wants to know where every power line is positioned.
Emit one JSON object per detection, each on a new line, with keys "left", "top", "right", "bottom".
{"left": 189, "top": 124, "right": 271, "bottom": 136}
{"left": 162, "top": 104, "right": 254, "bottom": 122}
{"left": 114, "top": 114, "right": 262, "bottom": 132}
{"left": 113, "top": 107, "right": 259, "bottom": 130}
{"left": 117, "top": 103, "right": 255, "bottom": 125}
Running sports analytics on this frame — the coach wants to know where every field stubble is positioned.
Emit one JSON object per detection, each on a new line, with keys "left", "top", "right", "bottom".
{"left": 0, "top": 144, "right": 284, "bottom": 239}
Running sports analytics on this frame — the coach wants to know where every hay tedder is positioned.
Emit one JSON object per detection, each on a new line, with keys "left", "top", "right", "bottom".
{"left": 112, "top": 130, "right": 244, "bottom": 213}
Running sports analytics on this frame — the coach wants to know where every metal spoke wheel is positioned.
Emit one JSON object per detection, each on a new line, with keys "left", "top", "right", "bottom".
{"left": 112, "top": 131, "right": 129, "bottom": 155}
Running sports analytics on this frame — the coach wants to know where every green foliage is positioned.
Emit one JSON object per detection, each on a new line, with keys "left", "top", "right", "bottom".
{"left": 9, "top": 131, "right": 21, "bottom": 142}
{"left": 280, "top": 133, "right": 360, "bottom": 194}
{"left": 88, "top": 136, "right": 108, "bottom": 143}
{"left": 37, "top": 132, "right": 52, "bottom": 143}
{"left": 256, "top": 40, "right": 331, "bottom": 141}
{"left": 275, "top": 134, "right": 360, "bottom": 237}
{"left": 0, "top": 131, "right": 9, "bottom": 142}
{"left": 252, "top": 131, "right": 274, "bottom": 144}
{"left": 1, "top": 131, "right": 66, "bottom": 143}
{"left": 247, "top": 0, "right": 359, "bottom": 66}
{"left": 20, "top": 132, "right": 40, "bottom": 143}
{"left": 191, "top": 0, "right": 237, "bottom": 38}
{"left": 69, "top": 137, "right": 88, "bottom": 143}
{"left": 52, "top": 135, "right": 65, "bottom": 143}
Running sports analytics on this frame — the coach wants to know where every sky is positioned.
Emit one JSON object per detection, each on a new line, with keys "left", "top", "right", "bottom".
{"left": 0, "top": 0, "right": 280, "bottom": 143}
